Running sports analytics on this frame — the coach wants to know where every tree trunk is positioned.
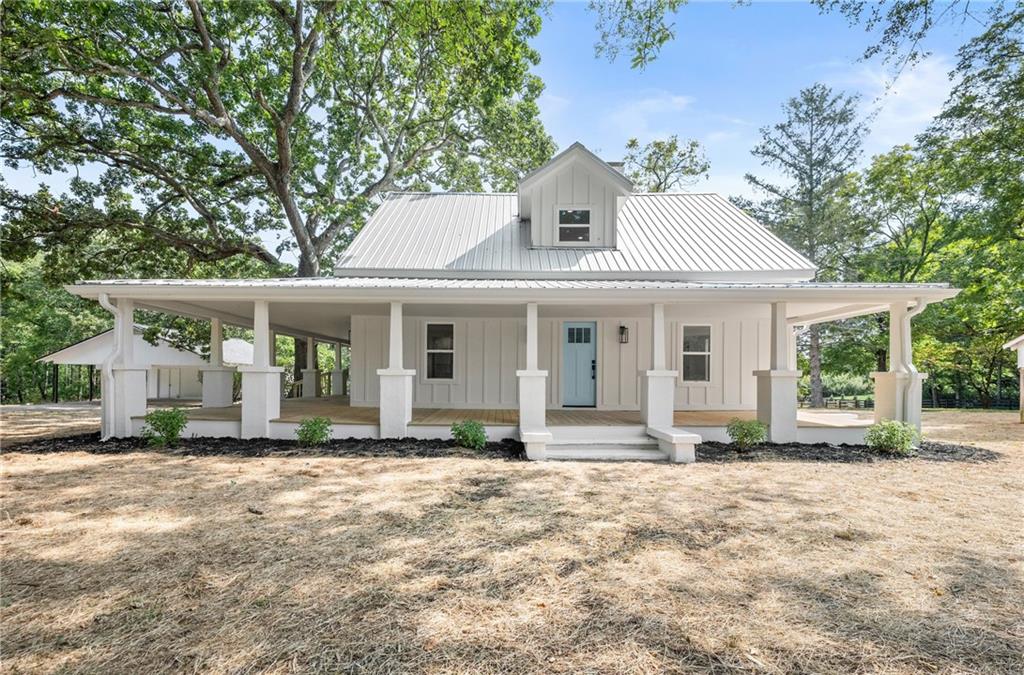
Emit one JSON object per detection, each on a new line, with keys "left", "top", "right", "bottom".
{"left": 88, "top": 365, "right": 95, "bottom": 401}
{"left": 293, "top": 253, "right": 321, "bottom": 384}
{"left": 808, "top": 324, "right": 824, "bottom": 407}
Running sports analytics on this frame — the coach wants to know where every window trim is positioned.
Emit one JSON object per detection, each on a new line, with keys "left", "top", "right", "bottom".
{"left": 554, "top": 205, "right": 592, "bottom": 245}
{"left": 424, "top": 321, "right": 456, "bottom": 382}
{"left": 680, "top": 323, "right": 712, "bottom": 385}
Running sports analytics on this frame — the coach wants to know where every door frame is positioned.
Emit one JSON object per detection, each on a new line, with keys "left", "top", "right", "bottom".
{"left": 561, "top": 320, "right": 598, "bottom": 408}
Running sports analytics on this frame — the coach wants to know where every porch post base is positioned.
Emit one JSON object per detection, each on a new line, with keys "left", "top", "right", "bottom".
{"left": 239, "top": 366, "right": 284, "bottom": 439}
{"left": 871, "top": 370, "right": 927, "bottom": 430}
{"left": 516, "top": 369, "right": 549, "bottom": 461}
{"left": 754, "top": 369, "right": 800, "bottom": 443}
{"left": 521, "top": 432, "right": 552, "bottom": 461}
{"left": 870, "top": 371, "right": 909, "bottom": 424}
{"left": 301, "top": 369, "right": 320, "bottom": 398}
{"left": 110, "top": 366, "right": 148, "bottom": 437}
{"left": 378, "top": 368, "right": 414, "bottom": 438}
{"left": 200, "top": 366, "right": 235, "bottom": 408}
{"left": 641, "top": 370, "right": 677, "bottom": 429}
{"left": 330, "top": 369, "right": 346, "bottom": 397}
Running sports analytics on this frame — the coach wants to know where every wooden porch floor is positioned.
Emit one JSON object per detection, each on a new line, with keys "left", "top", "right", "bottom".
{"left": 184, "top": 396, "right": 872, "bottom": 429}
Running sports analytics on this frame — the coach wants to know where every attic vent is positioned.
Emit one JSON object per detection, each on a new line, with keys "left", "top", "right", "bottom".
{"left": 607, "top": 161, "right": 625, "bottom": 175}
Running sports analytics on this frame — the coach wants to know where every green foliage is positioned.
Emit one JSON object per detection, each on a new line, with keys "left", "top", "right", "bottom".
{"left": 0, "top": 256, "right": 110, "bottom": 403}
{"left": 142, "top": 408, "right": 189, "bottom": 447}
{"left": 296, "top": 417, "right": 332, "bottom": 447}
{"left": 1, "top": 0, "right": 554, "bottom": 279}
{"left": 821, "top": 373, "right": 872, "bottom": 398}
{"left": 623, "top": 135, "right": 709, "bottom": 192}
{"left": 450, "top": 420, "right": 487, "bottom": 451}
{"left": 865, "top": 420, "right": 918, "bottom": 455}
{"left": 726, "top": 418, "right": 767, "bottom": 450}
{"left": 589, "top": 0, "right": 687, "bottom": 70}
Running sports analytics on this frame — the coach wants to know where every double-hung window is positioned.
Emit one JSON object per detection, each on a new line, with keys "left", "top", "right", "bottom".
{"left": 681, "top": 325, "right": 711, "bottom": 382}
{"left": 557, "top": 208, "right": 591, "bottom": 243}
{"left": 425, "top": 323, "right": 455, "bottom": 380}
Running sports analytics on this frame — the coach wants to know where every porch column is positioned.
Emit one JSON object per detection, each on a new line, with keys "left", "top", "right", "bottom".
{"left": 330, "top": 342, "right": 346, "bottom": 396}
{"left": 516, "top": 302, "right": 550, "bottom": 460}
{"left": 109, "top": 297, "right": 147, "bottom": 437}
{"left": 377, "top": 302, "right": 414, "bottom": 437}
{"left": 239, "top": 300, "right": 283, "bottom": 438}
{"left": 641, "top": 303, "right": 677, "bottom": 429}
{"left": 201, "top": 317, "right": 235, "bottom": 408}
{"left": 301, "top": 336, "right": 319, "bottom": 398}
{"left": 754, "top": 302, "right": 800, "bottom": 443}
{"left": 872, "top": 300, "right": 928, "bottom": 430}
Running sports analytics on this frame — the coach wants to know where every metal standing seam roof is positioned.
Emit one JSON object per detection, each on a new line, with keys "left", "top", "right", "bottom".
{"left": 333, "top": 192, "right": 818, "bottom": 280}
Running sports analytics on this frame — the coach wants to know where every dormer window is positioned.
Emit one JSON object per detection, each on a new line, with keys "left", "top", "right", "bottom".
{"left": 558, "top": 208, "right": 591, "bottom": 243}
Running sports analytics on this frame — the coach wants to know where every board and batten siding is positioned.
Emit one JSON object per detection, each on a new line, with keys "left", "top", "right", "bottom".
{"left": 523, "top": 159, "right": 623, "bottom": 248}
{"left": 350, "top": 315, "right": 524, "bottom": 409}
{"left": 349, "top": 307, "right": 771, "bottom": 411}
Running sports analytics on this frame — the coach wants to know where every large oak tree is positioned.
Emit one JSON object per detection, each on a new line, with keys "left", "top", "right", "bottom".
{"left": 1, "top": 0, "right": 554, "bottom": 280}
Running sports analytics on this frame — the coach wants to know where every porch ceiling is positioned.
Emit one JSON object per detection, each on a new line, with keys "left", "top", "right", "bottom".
{"left": 131, "top": 298, "right": 380, "bottom": 343}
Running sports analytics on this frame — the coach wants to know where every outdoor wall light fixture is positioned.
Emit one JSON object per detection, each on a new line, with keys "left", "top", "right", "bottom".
{"left": 618, "top": 325, "right": 629, "bottom": 344}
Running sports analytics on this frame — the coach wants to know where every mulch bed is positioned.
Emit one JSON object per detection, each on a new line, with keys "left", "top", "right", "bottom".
{"left": 696, "top": 440, "right": 1001, "bottom": 463}
{"left": 2, "top": 432, "right": 527, "bottom": 461}
{"left": 3, "top": 434, "right": 999, "bottom": 463}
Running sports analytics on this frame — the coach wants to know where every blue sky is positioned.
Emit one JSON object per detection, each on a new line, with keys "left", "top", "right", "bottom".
{"left": 532, "top": 1, "right": 985, "bottom": 198}
{"left": 5, "top": 2, "right": 986, "bottom": 265}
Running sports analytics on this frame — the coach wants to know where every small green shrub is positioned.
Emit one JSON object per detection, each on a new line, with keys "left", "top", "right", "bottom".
{"left": 865, "top": 420, "right": 918, "bottom": 455}
{"left": 142, "top": 408, "right": 188, "bottom": 447}
{"left": 726, "top": 418, "right": 768, "bottom": 450}
{"left": 296, "top": 417, "right": 331, "bottom": 446}
{"left": 450, "top": 420, "right": 487, "bottom": 451}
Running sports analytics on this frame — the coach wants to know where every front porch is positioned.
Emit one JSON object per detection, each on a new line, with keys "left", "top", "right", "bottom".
{"left": 81, "top": 279, "right": 956, "bottom": 461}
{"left": 157, "top": 396, "right": 872, "bottom": 446}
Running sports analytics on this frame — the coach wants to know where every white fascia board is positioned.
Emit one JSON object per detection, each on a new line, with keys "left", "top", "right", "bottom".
{"left": 67, "top": 282, "right": 961, "bottom": 308}
{"left": 1003, "top": 334, "right": 1024, "bottom": 350}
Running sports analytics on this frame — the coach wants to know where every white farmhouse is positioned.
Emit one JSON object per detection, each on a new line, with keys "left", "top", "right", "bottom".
{"left": 65, "top": 143, "right": 959, "bottom": 461}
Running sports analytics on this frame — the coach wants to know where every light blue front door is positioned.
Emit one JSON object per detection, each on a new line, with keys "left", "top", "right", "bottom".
{"left": 563, "top": 322, "right": 597, "bottom": 407}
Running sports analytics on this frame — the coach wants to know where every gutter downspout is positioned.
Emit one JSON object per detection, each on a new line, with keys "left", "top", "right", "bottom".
{"left": 98, "top": 293, "right": 122, "bottom": 440}
{"left": 901, "top": 297, "right": 928, "bottom": 428}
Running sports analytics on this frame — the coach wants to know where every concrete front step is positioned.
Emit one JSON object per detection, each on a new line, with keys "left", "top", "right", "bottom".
{"left": 548, "top": 424, "right": 649, "bottom": 442}
{"left": 544, "top": 444, "right": 668, "bottom": 462}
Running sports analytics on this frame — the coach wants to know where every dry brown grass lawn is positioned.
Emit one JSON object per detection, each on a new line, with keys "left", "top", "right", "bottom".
{"left": 2, "top": 411, "right": 1022, "bottom": 673}
{"left": 0, "top": 403, "right": 102, "bottom": 445}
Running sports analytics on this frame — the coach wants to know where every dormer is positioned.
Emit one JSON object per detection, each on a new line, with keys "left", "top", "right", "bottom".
{"left": 518, "top": 142, "right": 633, "bottom": 249}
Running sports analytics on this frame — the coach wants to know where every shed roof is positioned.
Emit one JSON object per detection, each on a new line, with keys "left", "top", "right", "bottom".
{"left": 334, "top": 192, "right": 817, "bottom": 281}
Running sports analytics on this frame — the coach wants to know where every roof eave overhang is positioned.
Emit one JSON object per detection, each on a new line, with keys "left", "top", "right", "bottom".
{"left": 66, "top": 282, "right": 961, "bottom": 307}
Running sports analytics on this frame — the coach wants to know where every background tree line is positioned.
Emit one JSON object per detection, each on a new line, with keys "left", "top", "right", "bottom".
{"left": 1, "top": 0, "right": 1020, "bottom": 407}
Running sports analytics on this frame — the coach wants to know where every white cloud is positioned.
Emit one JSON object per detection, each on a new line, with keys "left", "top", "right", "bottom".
{"left": 604, "top": 91, "right": 695, "bottom": 143}
{"left": 706, "top": 130, "right": 741, "bottom": 143}
{"left": 828, "top": 55, "right": 956, "bottom": 156}
{"left": 538, "top": 92, "right": 570, "bottom": 117}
